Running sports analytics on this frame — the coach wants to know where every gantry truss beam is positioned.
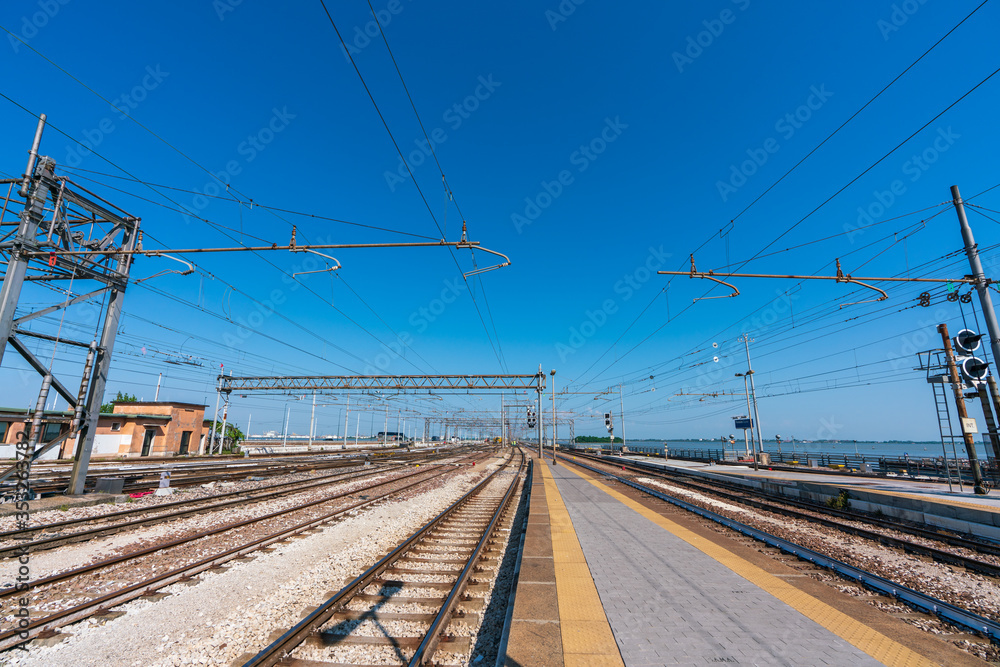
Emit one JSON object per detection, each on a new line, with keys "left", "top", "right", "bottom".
{"left": 220, "top": 374, "right": 545, "bottom": 394}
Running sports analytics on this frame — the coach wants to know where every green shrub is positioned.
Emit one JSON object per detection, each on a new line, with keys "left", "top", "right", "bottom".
{"left": 826, "top": 490, "right": 851, "bottom": 510}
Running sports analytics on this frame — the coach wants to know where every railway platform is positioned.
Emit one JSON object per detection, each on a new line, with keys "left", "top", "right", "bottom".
{"left": 504, "top": 454, "right": 986, "bottom": 667}
{"left": 610, "top": 455, "right": 1000, "bottom": 541}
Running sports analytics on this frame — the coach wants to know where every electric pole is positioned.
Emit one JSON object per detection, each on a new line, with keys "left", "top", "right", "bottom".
{"left": 740, "top": 335, "right": 764, "bottom": 461}
{"left": 550, "top": 369, "right": 557, "bottom": 465}
{"left": 939, "top": 323, "right": 988, "bottom": 494}
{"left": 618, "top": 383, "right": 627, "bottom": 452}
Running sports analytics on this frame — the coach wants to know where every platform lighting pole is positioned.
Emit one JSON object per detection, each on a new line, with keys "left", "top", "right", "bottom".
{"left": 953, "top": 186, "right": 1000, "bottom": 374}
{"left": 308, "top": 391, "right": 316, "bottom": 448}
{"left": 740, "top": 335, "right": 764, "bottom": 462}
{"left": 343, "top": 394, "right": 350, "bottom": 450}
{"left": 618, "top": 383, "right": 627, "bottom": 452}
{"left": 500, "top": 394, "right": 505, "bottom": 446}
{"left": 537, "top": 365, "right": 544, "bottom": 459}
{"left": 952, "top": 185, "right": 1000, "bottom": 429}
{"left": 219, "top": 392, "right": 229, "bottom": 455}
{"left": 939, "top": 323, "right": 988, "bottom": 494}
{"left": 550, "top": 370, "right": 557, "bottom": 465}
{"left": 206, "top": 379, "right": 221, "bottom": 456}
{"left": 282, "top": 404, "right": 290, "bottom": 448}
{"left": 383, "top": 406, "right": 388, "bottom": 446}
{"left": 735, "top": 373, "right": 757, "bottom": 471}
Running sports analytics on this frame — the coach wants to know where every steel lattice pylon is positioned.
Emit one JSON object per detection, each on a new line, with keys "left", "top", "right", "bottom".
{"left": 0, "top": 116, "right": 140, "bottom": 494}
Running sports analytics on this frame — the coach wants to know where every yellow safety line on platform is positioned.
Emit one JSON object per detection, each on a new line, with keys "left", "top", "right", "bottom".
{"left": 714, "top": 468, "right": 1000, "bottom": 514}
{"left": 561, "top": 461, "right": 939, "bottom": 667}
{"left": 539, "top": 460, "right": 625, "bottom": 667}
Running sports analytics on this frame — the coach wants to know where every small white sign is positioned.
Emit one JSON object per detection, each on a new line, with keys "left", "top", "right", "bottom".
{"left": 962, "top": 417, "right": 978, "bottom": 434}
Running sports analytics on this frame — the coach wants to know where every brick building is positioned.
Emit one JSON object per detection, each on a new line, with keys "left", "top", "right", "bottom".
{"left": 0, "top": 401, "right": 207, "bottom": 459}
{"left": 93, "top": 401, "right": 206, "bottom": 457}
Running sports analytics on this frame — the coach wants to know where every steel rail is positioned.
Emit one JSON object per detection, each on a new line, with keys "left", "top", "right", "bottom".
{"left": 0, "top": 463, "right": 406, "bottom": 559}
{"left": 0, "top": 456, "right": 483, "bottom": 598}
{"left": 605, "top": 454, "right": 1000, "bottom": 558}
{"left": 243, "top": 450, "right": 516, "bottom": 667}
{"left": 0, "top": 459, "right": 474, "bottom": 649}
{"left": 1, "top": 449, "right": 466, "bottom": 543}
{"left": 410, "top": 449, "right": 526, "bottom": 664}
{"left": 492, "top": 451, "right": 533, "bottom": 667}
{"left": 566, "top": 457, "right": 1000, "bottom": 642}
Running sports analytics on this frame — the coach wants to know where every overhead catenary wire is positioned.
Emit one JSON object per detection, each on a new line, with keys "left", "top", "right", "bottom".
{"left": 314, "top": 0, "right": 509, "bottom": 373}
{"left": 578, "top": 64, "right": 1000, "bottom": 389}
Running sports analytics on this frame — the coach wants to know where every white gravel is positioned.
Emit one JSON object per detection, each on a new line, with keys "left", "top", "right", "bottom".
{"left": 1, "top": 460, "right": 495, "bottom": 667}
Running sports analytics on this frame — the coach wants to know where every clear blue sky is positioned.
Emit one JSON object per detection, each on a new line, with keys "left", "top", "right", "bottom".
{"left": 2, "top": 0, "right": 1000, "bottom": 443}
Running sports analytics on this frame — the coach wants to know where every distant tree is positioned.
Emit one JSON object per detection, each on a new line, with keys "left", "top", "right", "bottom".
{"left": 574, "top": 435, "right": 623, "bottom": 443}
{"left": 100, "top": 391, "right": 137, "bottom": 413}
{"left": 211, "top": 422, "right": 244, "bottom": 452}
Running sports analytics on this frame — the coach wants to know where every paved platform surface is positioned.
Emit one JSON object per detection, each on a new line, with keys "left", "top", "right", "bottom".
{"left": 614, "top": 455, "right": 1000, "bottom": 511}
{"left": 549, "top": 460, "right": 901, "bottom": 666}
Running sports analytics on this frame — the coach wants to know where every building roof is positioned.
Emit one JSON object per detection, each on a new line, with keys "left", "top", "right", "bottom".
{"left": 99, "top": 413, "right": 171, "bottom": 421}
{"left": 112, "top": 401, "right": 207, "bottom": 409}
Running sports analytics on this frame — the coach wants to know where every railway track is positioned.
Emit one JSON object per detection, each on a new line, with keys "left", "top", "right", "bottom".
{"left": 0, "top": 449, "right": 468, "bottom": 554}
{"left": 560, "top": 453, "right": 1000, "bottom": 644}
{"left": 0, "top": 453, "right": 490, "bottom": 651}
{"left": 577, "top": 452, "right": 1000, "bottom": 566}
{"left": 243, "top": 448, "right": 525, "bottom": 667}
{"left": 5, "top": 446, "right": 464, "bottom": 496}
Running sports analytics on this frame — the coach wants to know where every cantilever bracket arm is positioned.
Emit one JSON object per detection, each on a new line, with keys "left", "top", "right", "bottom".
{"left": 659, "top": 255, "right": 897, "bottom": 308}
{"left": 133, "top": 253, "right": 195, "bottom": 284}
{"left": 291, "top": 248, "right": 342, "bottom": 277}
{"left": 457, "top": 243, "right": 511, "bottom": 279}
{"left": 667, "top": 254, "right": 740, "bottom": 303}
{"left": 835, "top": 258, "right": 887, "bottom": 308}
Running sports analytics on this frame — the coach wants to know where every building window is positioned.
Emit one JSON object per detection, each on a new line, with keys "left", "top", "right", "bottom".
{"left": 42, "top": 422, "right": 62, "bottom": 442}
{"left": 179, "top": 431, "right": 192, "bottom": 455}
{"left": 111, "top": 422, "right": 122, "bottom": 432}
{"left": 0, "top": 422, "right": 8, "bottom": 442}
{"left": 141, "top": 429, "right": 155, "bottom": 457}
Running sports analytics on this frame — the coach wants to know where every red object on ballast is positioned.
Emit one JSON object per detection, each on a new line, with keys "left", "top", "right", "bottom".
{"left": 129, "top": 492, "right": 152, "bottom": 499}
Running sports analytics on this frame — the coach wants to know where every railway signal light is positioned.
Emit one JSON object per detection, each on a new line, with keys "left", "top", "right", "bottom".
{"left": 955, "top": 329, "right": 983, "bottom": 355}
{"left": 962, "top": 356, "right": 990, "bottom": 384}
{"left": 604, "top": 412, "right": 613, "bottom": 432}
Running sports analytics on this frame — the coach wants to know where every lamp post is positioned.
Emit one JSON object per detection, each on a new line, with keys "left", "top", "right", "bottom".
{"left": 618, "top": 383, "right": 627, "bottom": 453}
{"left": 735, "top": 372, "right": 756, "bottom": 470}
{"left": 550, "top": 369, "right": 557, "bottom": 465}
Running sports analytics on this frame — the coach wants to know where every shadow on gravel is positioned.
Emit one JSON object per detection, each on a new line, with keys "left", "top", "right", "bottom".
{"left": 471, "top": 473, "right": 531, "bottom": 665}
{"left": 320, "top": 581, "right": 407, "bottom": 663}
